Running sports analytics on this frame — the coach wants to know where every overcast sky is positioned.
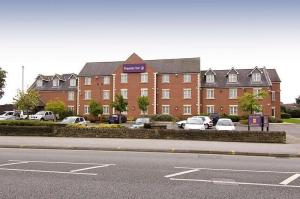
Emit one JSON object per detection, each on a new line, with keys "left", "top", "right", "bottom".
{"left": 0, "top": 0, "right": 299, "bottom": 104}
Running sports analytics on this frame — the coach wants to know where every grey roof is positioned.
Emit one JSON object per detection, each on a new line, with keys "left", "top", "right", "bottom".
{"left": 78, "top": 57, "right": 200, "bottom": 76}
{"left": 201, "top": 68, "right": 280, "bottom": 88}
{"left": 31, "top": 73, "right": 78, "bottom": 91}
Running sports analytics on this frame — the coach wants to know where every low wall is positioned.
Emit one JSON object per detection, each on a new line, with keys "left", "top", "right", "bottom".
{"left": 0, "top": 126, "right": 286, "bottom": 143}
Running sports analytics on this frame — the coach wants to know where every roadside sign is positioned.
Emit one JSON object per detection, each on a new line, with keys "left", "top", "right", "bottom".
{"left": 248, "top": 114, "right": 262, "bottom": 127}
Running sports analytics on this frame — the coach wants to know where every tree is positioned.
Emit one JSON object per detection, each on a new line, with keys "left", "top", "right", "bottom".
{"left": 296, "top": 96, "right": 300, "bottom": 106}
{"left": 14, "top": 90, "right": 39, "bottom": 119}
{"left": 238, "top": 91, "right": 267, "bottom": 115}
{"left": 45, "top": 100, "right": 67, "bottom": 120}
{"left": 0, "top": 67, "right": 7, "bottom": 99}
{"left": 89, "top": 100, "right": 103, "bottom": 122}
{"left": 111, "top": 94, "right": 128, "bottom": 123}
{"left": 137, "top": 96, "right": 149, "bottom": 116}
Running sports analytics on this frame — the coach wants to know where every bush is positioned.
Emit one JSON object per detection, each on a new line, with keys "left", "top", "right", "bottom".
{"left": 240, "top": 115, "right": 249, "bottom": 120}
{"left": 268, "top": 117, "right": 283, "bottom": 123}
{"left": 239, "top": 119, "right": 248, "bottom": 125}
{"left": 281, "top": 112, "right": 291, "bottom": 119}
{"left": 93, "top": 124, "right": 124, "bottom": 128}
{"left": 59, "top": 110, "right": 75, "bottom": 120}
{"left": 286, "top": 109, "right": 300, "bottom": 118}
{"left": 151, "top": 114, "right": 177, "bottom": 122}
{"left": 0, "top": 120, "right": 57, "bottom": 126}
{"left": 220, "top": 114, "right": 240, "bottom": 122}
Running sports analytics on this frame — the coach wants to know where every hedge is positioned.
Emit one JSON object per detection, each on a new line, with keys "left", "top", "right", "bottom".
{"left": 0, "top": 120, "right": 59, "bottom": 126}
{"left": 281, "top": 112, "right": 291, "bottom": 119}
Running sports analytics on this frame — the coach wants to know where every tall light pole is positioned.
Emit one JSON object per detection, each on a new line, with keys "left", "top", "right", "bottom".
{"left": 22, "top": 66, "right": 24, "bottom": 92}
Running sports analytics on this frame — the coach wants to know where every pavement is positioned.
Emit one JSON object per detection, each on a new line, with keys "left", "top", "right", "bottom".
{"left": 1, "top": 148, "right": 300, "bottom": 199}
{"left": 0, "top": 136, "right": 300, "bottom": 158}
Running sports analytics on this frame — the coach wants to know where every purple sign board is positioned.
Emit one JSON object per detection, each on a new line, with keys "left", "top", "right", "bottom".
{"left": 248, "top": 114, "right": 262, "bottom": 127}
{"left": 123, "top": 64, "right": 146, "bottom": 73}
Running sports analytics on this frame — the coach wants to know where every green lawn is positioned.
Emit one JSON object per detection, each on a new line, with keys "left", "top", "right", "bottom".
{"left": 283, "top": 118, "right": 300, "bottom": 124}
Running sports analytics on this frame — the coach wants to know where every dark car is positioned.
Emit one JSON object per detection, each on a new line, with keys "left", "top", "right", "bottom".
{"left": 209, "top": 113, "right": 220, "bottom": 126}
{"left": 108, "top": 114, "right": 127, "bottom": 124}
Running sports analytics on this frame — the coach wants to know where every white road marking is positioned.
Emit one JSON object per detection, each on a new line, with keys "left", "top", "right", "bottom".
{"left": 9, "top": 160, "right": 107, "bottom": 165}
{"left": 280, "top": 174, "right": 300, "bottom": 185}
{"left": 0, "top": 168, "right": 97, "bottom": 175}
{"left": 170, "top": 178, "right": 300, "bottom": 188}
{"left": 70, "top": 164, "right": 115, "bottom": 173}
{"left": 0, "top": 161, "right": 28, "bottom": 167}
{"left": 164, "top": 169, "right": 199, "bottom": 178}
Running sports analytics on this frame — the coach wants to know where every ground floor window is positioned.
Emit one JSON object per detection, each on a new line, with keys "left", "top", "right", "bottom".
{"left": 272, "top": 107, "right": 276, "bottom": 117}
{"left": 162, "top": 105, "right": 170, "bottom": 114}
{"left": 84, "top": 105, "right": 90, "bottom": 115}
{"left": 229, "top": 105, "right": 238, "bottom": 115}
{"left": 140, "top": 107, "right": 148, "bottom": 115}
{"left": 103, "top": 105, "right": 110, "bottom": 115}
{"left": 206, "top": 105, "right": 214, "bottom": 114}
{"left": 183, "top": 105, "right": 192, "bottom": 115}
{"left": 67, "top": 106, "right": 75, "bottom": 113}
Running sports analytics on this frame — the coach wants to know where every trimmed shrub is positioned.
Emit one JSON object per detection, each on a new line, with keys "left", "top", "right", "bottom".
{"left": 240, "top": 115, "right": 249, "bottom": 120}
{"left": 0, "top": 120, "right": 57, "bottom": 126}
{"left": 92, "top": 124, "right": 124, "bottom": 128}
{"left": 281, "top": 112, "right": 291, "bottom": 119}
{"left": 268, "top": 117, "right": 283, "bottom": 123}
{"left": 239, "top": 119, "right": 248, "bottom": 125}
{"left": 151, "top": 114, "right": 177, "bottom": 122}
{"left": 221, "top": 114, "right": 240, "bottom": 122}
{"left": 286, "top": 109, "right": 300, "bottom": 118}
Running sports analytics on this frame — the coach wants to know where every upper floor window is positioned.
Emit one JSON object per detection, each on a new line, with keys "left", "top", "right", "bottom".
{"left": 206, "top": 89, "right": 215, "bottom": 99}
{"left": 206, "top": 74, "right": 214, "bottom": 83}
{"left": 141, "top": 88, "right": 148, "bottom": 97}
{"left": 68, "top": 91, "right": 75, "bottom": 101}
{"left": 141, "top": 73, "right": 148, "bottom": 83}
{"left": 183, "top": 74, "right": 191, "bottom": 83}
{"left": 84, "top": 90, "right": 91, "bottom": 100}
{"left": 162, "top": 74, "right": 170, "bottom": 83}
{"left": 37, "top": 79, "right": 43, "bottom": 87}
{"left": 70, "top": 78, "right": 76, "bottom": 87}
{"left": 271, "top": 91, "right": 276, "bottom": 101}
{"left": 103, "top": 90, "right": 110, "bottom": 100}
{"left": 253, "top": 88, "right": 262, "bottom": 99}
{"left": 120, "top": 89, "right": 128, "bottom": 99}
{"left": 162, "top": 89, "right": 170, "bottom": 99}
{"left": 229, "top": 88, "right": 237, "bottom": 99}
{"left": 252, "top": 73, "right": 261, "bottom": 82}
{"left": 228, "top": 74, "right": 237, "bottom": 83}
{"left": 84, "top": 77, "right": 92, "bottom": 85}
{"left": 183, "top": 88, "right": 192, "bottom": 99}
{"left": 103, "top": 76, "right": 110, "bottom": 85}
{"left": 121, "top": 73, "right": 128, "bottom": 83}
{"left": 53, "top": 78, "right": 59, "bottom": 87}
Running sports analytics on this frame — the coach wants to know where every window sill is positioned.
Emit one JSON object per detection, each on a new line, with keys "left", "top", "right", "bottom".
{"left": 162, "top": 98, "right": 170, "bottom": 100}
{"left": 206, "top": 98, "right": 215, "bottom": 100}
{"left": 183, "top": 98, "right": 192, "bottom": 100}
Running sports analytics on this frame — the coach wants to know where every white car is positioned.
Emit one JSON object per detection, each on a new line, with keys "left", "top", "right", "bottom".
{"left": 192, "top": 116, "right": 213, "bottom": 129}
{"left": 30, "top": 111, "right": 55, "bottom": 121}
{"left": 0, "top": 111, "right": 20, "bottom": 120}
{"left": 60, "top": 116, "right": 87, "bottom": 126}
{"left": 176, "top": 120, "right": 186, "bottom": 128}
{"left": 216, "top": 118, "right": 236, "bottom": 131}
{"left": 184, "top": 117, "right": 205, "bottom": 130}
{"left": 130, "top": 118, "right": 151, "bottom": 129}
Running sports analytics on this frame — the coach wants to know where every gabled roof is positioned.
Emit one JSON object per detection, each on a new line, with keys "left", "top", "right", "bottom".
{"left": 204, "top": 68, "right": 216, "bottom": 76}
{"left": 52, "top": 74, "right": 66, "bottom": 81}
{"left": 226, "top": 67, "right": 239, "bottom": 75}
{"left": 36, "top": 74, "right": 50, "bottom": 81}
{"left": 68, "top": 73, "right": 78, "bottom": 79}
{"left": 248, "top": 66, "right": 263, "bottom": 76}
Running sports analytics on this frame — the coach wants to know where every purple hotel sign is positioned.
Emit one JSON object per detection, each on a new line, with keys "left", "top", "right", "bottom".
{"left": 123, "top": 64, "right": 146, "bottom": 73}
{"left": 248, "top": 114, "right": 262, "bottom": 127}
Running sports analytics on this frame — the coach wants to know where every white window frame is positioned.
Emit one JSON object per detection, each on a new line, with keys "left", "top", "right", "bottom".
{"left": 271, "top": 91, "right": 276, "bottom": 101}
{"left": 162, "top": 74, "right": 170, "bottom": 83}
{"left": 252, "top": 73, "right": 261, "bottom": 83}
{"left": 228, "top": 74, "right": 238, "bottom": 83}
{"left": 37, "top": 79, "right": 43, "bottom": 87}
{"left": 102, "top": 90, "right": 110, "bottom": 100}
{"left": 141, "top": 88, "right": 148, "bottom": 97}
{"left": 183, "top": 74, "right": 191, "bottom": 83}
{"left": 53, "top": 78, "right": 59, "bottom": 87}
{"left": 84, "top": 105, "right": 90, "bottom": 115}
{"left": 162, "top": 105, "right": 170, "bottom": 114}
{"left": 68, "top": 91, "right": 75, "bottom": 101}
{"left": 183, "top": 88, "right": 192, "bottom": 99}
{"left": 141, "top": 107, "right": 148, "bottom": 115}
{"left": 206, "top": 89, "right": 215, "bottom": 99}
{"left": 183, "top": 105, "right": 192, "bottom": 115}
{"left": 206, "top": 74, "right": 214, "bottom": 83}
{"left": 121, "top": 73, "right": 128, "bottom": 83}
{"left": 70, "top": 78, "right": 76, "bottom": 87}
{"left": 103, "top": 105, "right": 110, "bottom": 115}
{"left": 120, "top": 89, "right": 128, "bottom": 99}
{"left": 162, "top": 89, "right": 170, "bottom": 99}
{"left": 84, "top": 90, "right": 91, "bottom": 100}
{"left": 67, "top": 106, "right": 75, "bottom": 113}
{"left": 229, "top": 88, "right": 238, "bottom": 99}
{"left": 140, "top": 73, "right": 148, "bottom": 83}
{"left": 229, "top": 105, "right": 238, "bottom": 116}
{"left": 206, "top": 105, "right": 215, "bottom": 114}
{"left": 253, "top": 88, "right": 262, "bottom": 99}
{"left": 84, "top": 77, "right": 92, "bottom": 85}
{"left": 103, "top": 76, "right": 110, "bottom": 85}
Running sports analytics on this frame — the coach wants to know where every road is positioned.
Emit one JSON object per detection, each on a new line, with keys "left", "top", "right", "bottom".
{"left": 1, "top": 149, "right": 300, "bottom": 199}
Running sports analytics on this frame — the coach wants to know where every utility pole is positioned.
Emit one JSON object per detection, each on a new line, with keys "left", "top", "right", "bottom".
{"left": 22, "top": 66, "right": 24, "bottom": 92}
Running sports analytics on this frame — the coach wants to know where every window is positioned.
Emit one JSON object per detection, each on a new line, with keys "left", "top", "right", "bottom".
{"left": 162, "top": 89, "right": 170, "bottom": 99}
{"left": 70, "top": 78, "right": 76, "bottom": 87}
{"left": 53, "top": 78, "right": 59, "bottom": 87}
{"left": 162, "top": 105, "right": 170, "bottom": 114}
{"left": 103, "top": 76, "right": 110, "bottom": 85}
{"left": 84, "top": 90, "right": 91, "bottom": 100}
{"left": 271, "top": 91, "right": 276, "bottom": 101}
{"left": 141, "top": 88, "right": 148, "bottom": 97}
{"left": 67, "top": 106, "right": 75, "bottom": 113}
{"left": 141, "top": 107, "right": 148, "bottom": 115}
{"left": 37, "top": 79, "right": 43, "bottom": 87}
{"left": 141, "top": 73, "right": 148, "bottom": 83}
{"left": 229, "top": 105, "right": 238, "bottom": 115}
{"left": 120, "top": 89, "right": 128, "bottom": 99}
{"left": 228, "top": 74, "right": 238, "bottom": 83}
{"left": 252, "top": 73, "right": 261, "bottom": 82}
{"left": 272, "top": 107, "right": 276, "bottom": 117}
{"left": 162, "top": 74, "right": 170, "bottom": 83}
{"left": 183, "top": 89, "right": 192, "bottom": 99}
{"left": 229, "top": 88, "right": 237, "bottom": 99}
{"left": 206, "top": 105, "right": 214, "bottom": 114}
{"left": 183, "top": 74, "right": 191, "bottom": 83}
{"left": 68, "top": 91, "right": 75, "bottom": 101}
{"left": 103, "top": 105, "right": 110, "bottom": 115}
{"left": 183, "top": 105, "right": 192, "bottom": 115}
{"left": 121, "top": 73, "right": 128, "bottom": 83}
{"left": 84, "top": 77, "right": 92, "bottom": 85}
{"left": 206, "top": 89, "right": 215, "bottom": 99}
{"left": 103, "top": 90, "right": 110, "bottom": 100}
{"left": 206, "top": 74, "right": 214, "bottom": 83}
{"left": 84, "top": 105, "right": 90, "bottom": 115}
{"left": 253, "top": 88, "right": 262, "bottom": 98}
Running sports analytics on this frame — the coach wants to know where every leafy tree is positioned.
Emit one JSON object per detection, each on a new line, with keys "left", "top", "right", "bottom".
{"left": 137, "top": 96, "right": 149, "bottom": 116}
{"left": 238, "top": 91, "right": 267, "bottom": 115}
{"left": 13, "top": 90, "right": 39, "bottom": 118}
{"left": 89, "top": 100, "right": 103, "bottom": 122}
{"left": 0, "top": 68, "right": 7, "bottom": 99}
{"left": 296, "top": 96, "right": 300, "bottom": 106}
{"left": 111, "top": 94, "right": 128, "bottom": 123}
{"left": 45, "top": 100, "right": 67, "bottom": 120}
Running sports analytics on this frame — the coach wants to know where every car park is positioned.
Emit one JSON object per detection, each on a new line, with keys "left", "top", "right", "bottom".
{"left": 192, "top": 116, "right": 213, "bottom": 129}
{"left": 0, "top": 111, "right": 20, "bottom": 120}
{"left": 130, "top": 117, "right": 151, "bottom": 129}
{"left": 216, "top": 118, "right": 235, "bottom": 131}
{"left": 29, "top": 111, "right": 55, "bottom": 121}
{"left": 108, "top": 114, "right": 127, "bottom": 124}
{"left": 60, "top": 116, "right": 87, "bottom": 126}
{"left": 184, "top": 117, "right": 205, "bottom": 130}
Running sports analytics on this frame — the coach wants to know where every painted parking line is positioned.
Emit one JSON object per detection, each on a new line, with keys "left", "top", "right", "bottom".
{"left": 9, "top": 160, "right": 109, "bottom": 165}
{"left": 70, "top": 164, "right": 115, "bottom": 173}
{"left": 280, "top": 174, "right": 300, "bottom": 185}
{"left": 0, "top": 161, "right": 28, "bottom": 167}
{"left": 164, "top": 169, "right": 199, "bottom": 178}
{"left": 0, "top": 168, "right": 98, "bottom": 175}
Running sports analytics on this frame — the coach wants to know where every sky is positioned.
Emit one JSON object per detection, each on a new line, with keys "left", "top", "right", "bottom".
{"left": 0, "top": 0, "right": 299, "bottom": 104}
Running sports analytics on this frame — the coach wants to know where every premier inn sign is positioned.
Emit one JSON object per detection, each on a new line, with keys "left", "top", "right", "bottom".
{"left": 123, "top": 64, "right": 146, "bottom": 73}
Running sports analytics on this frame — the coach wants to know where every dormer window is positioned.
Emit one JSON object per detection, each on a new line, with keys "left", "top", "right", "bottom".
{"left": 206, "top": 74, "right": 214, "bottom": 83}
{"left": 37, "top": 79, "right": 43, "bottom": 87}
{"left": 53, "top": 78, "right": 59, "bottom": 87}
{"left": 252, "top": 73, "right": 261, "bottom": 82}
{"left": 70, "top": 78, "right": 76, "bottom": 87}
{"left": 228, "top": 74, "right": 237, "bottom": 83}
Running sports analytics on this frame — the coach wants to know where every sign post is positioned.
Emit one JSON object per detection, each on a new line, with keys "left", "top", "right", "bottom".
{"left": 248, "top": 114, "right": 269, "bottom": 131}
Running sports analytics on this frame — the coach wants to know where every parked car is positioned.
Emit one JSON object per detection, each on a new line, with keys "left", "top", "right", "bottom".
{"left": 176, "top": 120, "right": 186, "bottom": 128}
{"left": 184, "top": 117, "right": 205, "bottom": 130}
{"left": 130, "top": 117, "right": 151, "bottom": 129}
{"left": 60, "top": 116, "right": 87, "bottom": 126}
{"left": 19, "top": 110, "right": 34, "bottom": 120}
{"left": 0, "top": 111, "right": 20, "bottom": 120}
{"left": 108, "top": 114, "right": 127, "bottom": 124}
{"left": 29, "top": 111, "right": 55, "bottom": 121}
{"left": 192, "top": 116, "right": 213, "bottom": 129}
{"left": 216, "top": 118, "right": 236, "bottom": 131}
{"left": 209, "top": 113, "right": 220, "bottom": 126}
